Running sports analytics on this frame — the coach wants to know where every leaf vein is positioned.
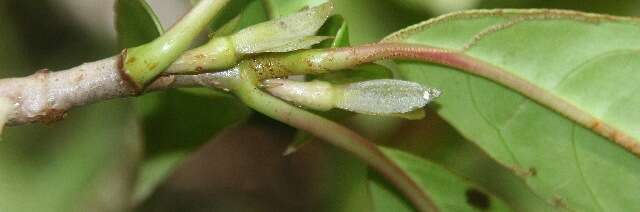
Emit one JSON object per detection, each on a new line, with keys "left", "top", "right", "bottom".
{"left": 466, "top": 76, "right": 522, "bottom": 167}
{"left": 571, "top": 125, "right": 606, "bottom": 211}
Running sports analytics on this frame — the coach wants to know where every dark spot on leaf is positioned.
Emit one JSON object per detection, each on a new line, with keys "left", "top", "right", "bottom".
{"left": 465, "top": 188, "right": 490, "bottom": 210}
{"left": 529, "top": 167, "right": 537, "bottom": 176}
{"left": 551, "top": 195, "right": 568, "bottom": 209}
{"left": 127, "top": 56, "right": 136, "bottom": 64}
{"left": 147, "top": 62, "right": 158, "bottom": 70}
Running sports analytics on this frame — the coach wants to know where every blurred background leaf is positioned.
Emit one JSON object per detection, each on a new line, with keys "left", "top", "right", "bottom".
{"left": 115, "top": 0, "right": 164, "bottom": 49}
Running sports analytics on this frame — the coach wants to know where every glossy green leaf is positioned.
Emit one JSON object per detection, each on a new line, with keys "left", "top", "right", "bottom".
{"left": 370, "top": 147, "right": 510, "bottom": 211}
{"left": 115, "top": 0, "right": 163, "bottom": 49}
{"left": 389, "top": 9, "right": 640, "bottom": 211}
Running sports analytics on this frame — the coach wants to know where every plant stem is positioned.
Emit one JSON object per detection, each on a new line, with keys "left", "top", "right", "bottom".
{"left": 122, "top": 0, "right": 230, "bottom": 90}
{"left": 4, "top": 40, "right": 636, "bottom": 157}
{"left": 231, "top": 68, "right": 439, "bottom": 212}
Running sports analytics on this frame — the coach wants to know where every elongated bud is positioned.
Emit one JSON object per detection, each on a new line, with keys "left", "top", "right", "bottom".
{"left": 231, "top": 2, "right": 334, "bottom": 54}
{"left": 166, "top": 2, "right": 334, "bottom": 74}
{"left": 264, "top": 79, "right": 441, "bottom": 118}
{"left": 338, "top": 79, "right": 441, "bottom": 114}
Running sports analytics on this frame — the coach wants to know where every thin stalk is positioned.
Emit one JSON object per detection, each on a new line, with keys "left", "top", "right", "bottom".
{"left": 122, "top": 0, "right": 230, "bottom": 89}
{"left": 231, "top": 68, "right": 439, "bottom": 212}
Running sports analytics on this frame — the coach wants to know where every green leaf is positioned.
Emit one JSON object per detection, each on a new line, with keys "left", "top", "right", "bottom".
{"left": 115, "top": 0, "right": 163, "bottom": 49}
{"left": 371, "top": 147, "right": 510, "bottom": 211}
{"left": 0, "top": 100, "right": 140, "bottom": 212}
{"left": 316, "top": 15, "right": 350, "bottom": 48}
{"left": 478, "top": 0, "right": 640, "bottom": 17}
{"left": 389, "top": 113, "right": 556, "bottom": 211}
{"left": 388, "top": 9, "right": 640, "bottom": 211}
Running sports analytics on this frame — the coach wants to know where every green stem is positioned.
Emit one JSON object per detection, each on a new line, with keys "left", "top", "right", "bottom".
{"left": 122, "top": 0, "right": 230, "bottom": 90}
{"left": 164, "top": 37, "right": 237, "bottom": 75}
{"left": 243, "top": 43, "right": 453, "bottom": 80}
{"left": 231, "top": 68, "right": 439, "bottom": 212}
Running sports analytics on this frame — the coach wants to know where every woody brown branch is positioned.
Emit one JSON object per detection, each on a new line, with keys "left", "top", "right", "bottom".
{"left": 0, "top": 56, "right": 226, "bottom": 126}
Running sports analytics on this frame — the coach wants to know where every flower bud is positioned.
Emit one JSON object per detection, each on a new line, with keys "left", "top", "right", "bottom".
{"left": 264, "top": 79, "right": 441, "bottom": 118}
{"left": 336, "top": 79, "right": 441, "bottom": 115}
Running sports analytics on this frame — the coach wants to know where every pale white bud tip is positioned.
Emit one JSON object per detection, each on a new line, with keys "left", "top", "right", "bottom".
{"left": 336, "top": 79, "right": 440, "bottom": 115}
{"left": 423, "top": 88, "right": 442, "bottom": 102}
